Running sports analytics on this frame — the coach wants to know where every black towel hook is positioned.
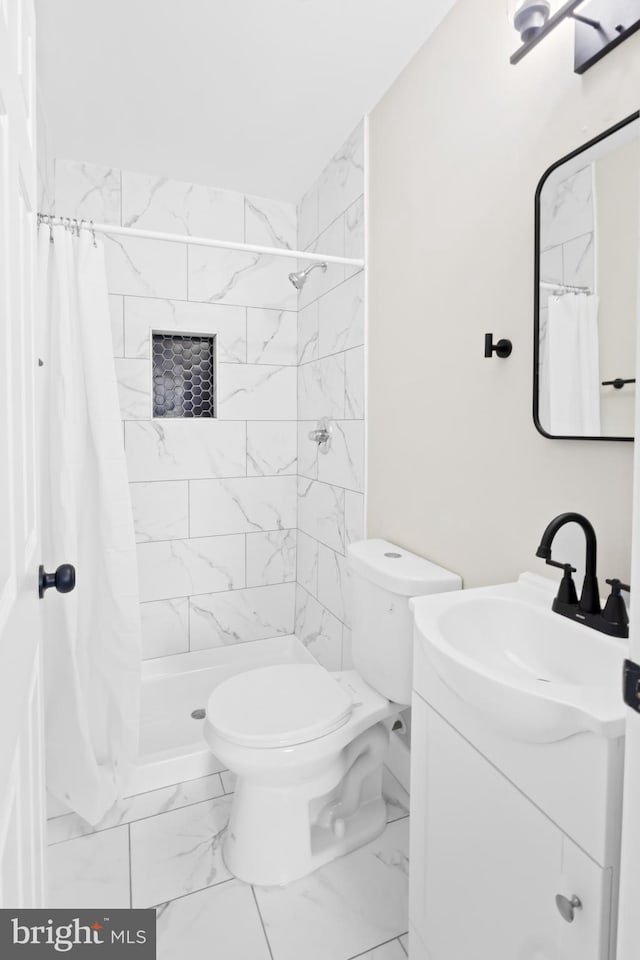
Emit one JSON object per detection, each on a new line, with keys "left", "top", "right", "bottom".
{"left": 484, "top": 333, "right": 513, "bottom": 359}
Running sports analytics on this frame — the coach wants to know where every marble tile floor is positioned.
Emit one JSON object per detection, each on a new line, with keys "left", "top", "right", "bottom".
{"left": 47, "top": 767, "right": 410, "bottom": 960}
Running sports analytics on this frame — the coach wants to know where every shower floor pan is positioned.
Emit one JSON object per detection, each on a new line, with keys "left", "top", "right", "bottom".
{"left": 131, "top": 634, "right": 316, "bottom": 795}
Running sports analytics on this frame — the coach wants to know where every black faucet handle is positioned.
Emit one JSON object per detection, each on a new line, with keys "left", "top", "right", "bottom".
{"left": 603, "top": 579, "right": 630, "bottom": 628}
{"left": 606, "top": 579, "right": 630, "bottom": 594}
{"left": 542, "top": 560, "right": 579, "bottom": 607}
{"left": 546, "top": 559, "right": 577, "bottom": 573}
{"left": 555, "top": 563, "right": 579, "bottom": 606}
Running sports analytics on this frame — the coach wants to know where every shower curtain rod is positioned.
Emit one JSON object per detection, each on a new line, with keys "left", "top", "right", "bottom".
{"left": 540, "top": 280, "right": 591, "bottom": 293}
{"left": 37, "top": 214, "right": 364, "bottom": 268}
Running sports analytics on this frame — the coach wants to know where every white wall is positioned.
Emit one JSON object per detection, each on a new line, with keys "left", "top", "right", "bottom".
{"left": 367, "top": 0, "right": 640, "bottom": 588}
{"left": 295, "top": 124, "right": 366, "bottom": 669}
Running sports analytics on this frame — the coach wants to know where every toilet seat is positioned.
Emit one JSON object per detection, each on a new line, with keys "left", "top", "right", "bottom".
{"left": 207, "top": 663, "right": 354, "bottom": 748}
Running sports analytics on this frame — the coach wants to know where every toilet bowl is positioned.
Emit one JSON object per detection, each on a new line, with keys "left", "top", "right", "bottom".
{"left": 204, "top": 539, "right": 461, "bottom": 886}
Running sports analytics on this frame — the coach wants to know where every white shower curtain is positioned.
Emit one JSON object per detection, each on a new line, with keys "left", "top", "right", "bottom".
{"left": 546, "top": 293, "right": 601, "bottom": 436}
{"left": 38, "top": 223, "right": 141, "bottom": 825}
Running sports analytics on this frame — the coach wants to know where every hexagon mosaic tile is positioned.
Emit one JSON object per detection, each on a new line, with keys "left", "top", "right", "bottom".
{"left": 152, "top": 332, "right": 216, "bottom": 418}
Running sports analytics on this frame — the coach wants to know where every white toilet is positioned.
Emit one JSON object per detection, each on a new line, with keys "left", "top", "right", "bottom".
{"left": 204, "top": 539, "right": 461, "bottom": 886}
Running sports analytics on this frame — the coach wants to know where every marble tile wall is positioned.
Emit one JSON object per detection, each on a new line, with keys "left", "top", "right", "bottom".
{"left": 295, "top": 123, "right": 365, "bottom": 670}
{"left": 53, "top": 160, "right": 299, "bottom": 659}
{"left": 539, "top": 165, "right": 595, "bottom": 296}
{"left": 37, "top": 96, "right": 55, "bottom": 216}
{"left": 51, "top": 123, "right": 365, "bottom": 666}
{"left": 539, "top": 167, "right": 595, "bottom": 312}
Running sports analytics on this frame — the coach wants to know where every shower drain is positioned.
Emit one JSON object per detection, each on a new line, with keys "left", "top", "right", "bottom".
{"left": 191, "top": 708, "right": 206, "bottom": 720}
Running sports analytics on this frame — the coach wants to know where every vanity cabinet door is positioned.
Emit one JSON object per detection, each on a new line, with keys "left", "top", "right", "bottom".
{"left": 558, "top": 836, "right": 613, "bottom": 959}
{"left": 409, "top": 695, "right": 612, "bottom": 960}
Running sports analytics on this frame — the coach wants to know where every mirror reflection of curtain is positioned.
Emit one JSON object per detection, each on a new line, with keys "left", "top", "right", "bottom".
{"left": 546, "top": 294, "right": 601, "bottom": 436}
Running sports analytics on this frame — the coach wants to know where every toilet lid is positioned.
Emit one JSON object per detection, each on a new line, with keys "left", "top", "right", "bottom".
{"left": 206, "top": 664, "right": 353, "bottom": 748}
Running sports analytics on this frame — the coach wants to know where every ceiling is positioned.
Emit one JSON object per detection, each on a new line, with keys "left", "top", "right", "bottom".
{"left": 36, "top": 0, "right": 457, "bottom": 202}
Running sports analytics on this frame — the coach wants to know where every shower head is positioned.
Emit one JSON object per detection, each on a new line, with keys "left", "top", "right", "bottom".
{"left": 288, "top": 262, "right": 328, "bottom": 290}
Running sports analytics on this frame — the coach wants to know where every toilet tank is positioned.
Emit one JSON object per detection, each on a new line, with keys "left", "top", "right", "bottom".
{"left": 348, "top": 539, "right": 461, "bottom": 705}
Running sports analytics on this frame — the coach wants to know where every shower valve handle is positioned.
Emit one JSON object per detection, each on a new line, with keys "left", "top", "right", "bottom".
{"left": 38, "top": 563, "right": 76, "bottom": 599}
{"left": 308, "top": 417, "right": 332, "bottom": 452}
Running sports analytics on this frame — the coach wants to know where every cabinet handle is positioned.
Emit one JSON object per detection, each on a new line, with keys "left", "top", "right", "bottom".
{"left": 555, "top": 894, "right": 582, "bottom": 923}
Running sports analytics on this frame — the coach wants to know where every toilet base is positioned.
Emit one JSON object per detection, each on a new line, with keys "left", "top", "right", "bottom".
{"left": 223, "top": 791, "right": 388, "bottom": 888}
{"left": 221, "top": 722, "right": 391, "bottom": 886}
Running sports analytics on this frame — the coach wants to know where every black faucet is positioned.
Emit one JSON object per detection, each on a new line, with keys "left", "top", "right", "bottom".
{"left": 536, "top": 512, "right": 629, "bottom": 639}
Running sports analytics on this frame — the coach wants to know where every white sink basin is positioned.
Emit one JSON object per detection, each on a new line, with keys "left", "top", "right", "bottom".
{"left": 410, "top": 573, "right": 627, "bottom": 742}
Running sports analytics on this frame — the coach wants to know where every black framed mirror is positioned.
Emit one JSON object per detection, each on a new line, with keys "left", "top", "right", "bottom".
{"left": 533, "top": 111, "right": 640, "bottom": 441}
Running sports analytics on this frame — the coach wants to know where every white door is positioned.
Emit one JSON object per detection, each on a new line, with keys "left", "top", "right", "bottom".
{"left": 0, "top": 0, "right": 46, "bottom": 907}
{"left": 615, "top": 121, "right": 640, "bottom": 960}
{"left": 617, "top": 437, "right": 640, "bottom": 943}
{"left": 617, "top": 716, "right": 640, "bottom": 959}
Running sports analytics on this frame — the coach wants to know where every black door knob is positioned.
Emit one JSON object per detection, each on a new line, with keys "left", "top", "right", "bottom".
{"left": 38, "top": 563, "right": 76, "bottom": 599}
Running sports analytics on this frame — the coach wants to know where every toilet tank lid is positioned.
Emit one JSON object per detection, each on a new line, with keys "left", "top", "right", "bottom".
{"left": 348, "top": 539, "right": 462, "bottom": 597}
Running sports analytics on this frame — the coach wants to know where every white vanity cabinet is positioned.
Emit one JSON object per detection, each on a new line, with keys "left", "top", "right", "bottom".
{"left": 409, "top": 693, "right": 619, "bottom": 960}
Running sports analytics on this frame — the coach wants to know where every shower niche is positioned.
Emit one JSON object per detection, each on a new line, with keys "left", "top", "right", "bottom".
{"left": 152, "top": 331, "right": 216, "bottom": 418}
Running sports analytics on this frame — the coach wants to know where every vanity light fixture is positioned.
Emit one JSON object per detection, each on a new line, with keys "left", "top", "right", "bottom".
{"left": 510, "top": 0, "right": 640, "bottom": 73}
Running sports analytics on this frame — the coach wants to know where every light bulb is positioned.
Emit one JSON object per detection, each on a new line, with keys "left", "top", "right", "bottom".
{"left": 512, "top": 0, "right": 552, "bottom": 43}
